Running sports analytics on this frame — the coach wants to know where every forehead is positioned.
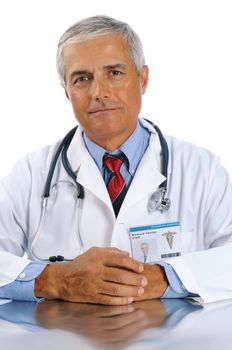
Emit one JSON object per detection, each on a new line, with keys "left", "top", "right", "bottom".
{"left": 63, "top": 33, "right": 134, "bottom": 71}
{"left": 141, "top": 243, "right": 148, "bottom": 247}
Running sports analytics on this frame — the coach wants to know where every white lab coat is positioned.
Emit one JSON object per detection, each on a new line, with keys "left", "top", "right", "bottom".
{"left": 1, "top": 118, "right": 232, "bottom": 303}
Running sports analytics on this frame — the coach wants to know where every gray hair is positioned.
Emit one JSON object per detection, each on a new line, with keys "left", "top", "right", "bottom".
{"left": 140, "top": 242, "right": 149, "bottom": 248}
{"left": 56, "top": 15, "right": 146, "bottom": 86}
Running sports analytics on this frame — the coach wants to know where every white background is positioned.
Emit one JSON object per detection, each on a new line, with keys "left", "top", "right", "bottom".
{"left": 0, "top": 0, "right": 231, "bottom": 177}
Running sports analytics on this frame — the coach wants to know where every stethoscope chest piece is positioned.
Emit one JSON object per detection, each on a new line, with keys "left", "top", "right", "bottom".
{"left": 147, "top": 187, "right": 171, "bottom": 212}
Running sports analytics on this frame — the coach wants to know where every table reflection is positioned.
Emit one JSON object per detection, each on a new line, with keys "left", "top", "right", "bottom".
{"left": 3, "top": 297, "right": 232, "bottom": 349}
{"left": 35, "top": 299, "right": 201, "bottom": 348}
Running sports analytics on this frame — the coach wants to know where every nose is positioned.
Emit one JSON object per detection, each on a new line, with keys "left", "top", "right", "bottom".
{"left": 90, "top": 77, "right": 110, "bottom": 100}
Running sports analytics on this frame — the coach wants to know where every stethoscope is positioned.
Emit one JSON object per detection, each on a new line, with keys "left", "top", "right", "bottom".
{"left": 31, "top": 119, "right": 171, "bottom": 262}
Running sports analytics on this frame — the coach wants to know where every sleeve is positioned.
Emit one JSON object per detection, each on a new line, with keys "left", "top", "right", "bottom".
{"left": 158, "top": 262, "right": 199, "bottom": 298}
{"left": 0, "top": 262, "right": 46, "bottom": 302}
{"left": 0, "top": 157, "right": 34, "bottom": 286}
{"left": 165, "top": 161, "right": 232, "bottom": 303}
{"left": 0, "top": 157, "right": 33, "bottom": 256}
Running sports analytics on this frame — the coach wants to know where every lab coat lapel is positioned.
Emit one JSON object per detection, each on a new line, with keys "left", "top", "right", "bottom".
{"left": 66, "top": 126, "right": 112, "bottom": 209}
{"left": 119, "top": 132, "right": 166, "bottom": 214}
{"left": 66, "top": 122, "right": 168, "bottom": 214}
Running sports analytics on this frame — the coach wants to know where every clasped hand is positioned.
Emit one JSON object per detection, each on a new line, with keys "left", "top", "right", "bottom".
{"left": 35, "top": 247, "right": 168, "bottom": 305}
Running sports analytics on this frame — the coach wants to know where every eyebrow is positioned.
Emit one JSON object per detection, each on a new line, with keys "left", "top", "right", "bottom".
{"left": 103, "top": 63, "right": 127, "bottom": 70}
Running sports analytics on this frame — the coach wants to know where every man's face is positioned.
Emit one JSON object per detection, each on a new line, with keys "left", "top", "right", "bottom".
{"left": 141, "top": 244, "right": 149, "bottom": 255}
{"left": 63, "top": 34, "right": 149, "bottom": 150}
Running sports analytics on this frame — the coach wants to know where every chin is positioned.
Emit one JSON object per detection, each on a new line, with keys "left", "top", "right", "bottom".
{"left": 92, "top": 116, "right": 125, "bottom": 132}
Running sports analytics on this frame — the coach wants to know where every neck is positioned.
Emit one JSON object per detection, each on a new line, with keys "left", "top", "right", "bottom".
{"left": 84, "top": 129, "right": 137, "bottom": 151}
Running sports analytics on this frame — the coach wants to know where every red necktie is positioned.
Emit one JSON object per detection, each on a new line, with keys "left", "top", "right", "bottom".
{"left": 103, "top": 154, "right": 127, "bottom": 216}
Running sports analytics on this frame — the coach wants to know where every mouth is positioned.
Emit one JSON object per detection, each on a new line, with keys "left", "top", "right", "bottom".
{"left": 88, "top": 108, "right": 120, "bottom": 115}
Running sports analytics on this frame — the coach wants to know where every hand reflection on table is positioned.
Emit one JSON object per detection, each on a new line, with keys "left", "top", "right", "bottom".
{"left": 35, "top": 299, "right": 202, "bottom": 347}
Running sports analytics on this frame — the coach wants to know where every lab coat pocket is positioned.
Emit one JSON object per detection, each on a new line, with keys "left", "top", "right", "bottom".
{"left": 180, "top": 229, "right": 195, "bottom": 254}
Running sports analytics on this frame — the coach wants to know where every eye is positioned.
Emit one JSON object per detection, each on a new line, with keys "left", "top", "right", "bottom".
{"left": 73, "top": 75, "right": 92, "bottom": 85}
{"left": 110, "top": 70, "right": 123, "bottom": 77}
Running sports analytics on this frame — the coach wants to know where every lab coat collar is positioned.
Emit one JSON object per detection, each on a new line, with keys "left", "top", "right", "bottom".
{"left": 66, "top": 118, "right": 169, "bottom": 213}
{"left": 139, "top": 118, "right": 172, "bottom": 175}
{"left": 118, "top": 125, "right": 166, "bottom": 215}
{"left": 67, "top": 125, "right": 113, "bottom": 210}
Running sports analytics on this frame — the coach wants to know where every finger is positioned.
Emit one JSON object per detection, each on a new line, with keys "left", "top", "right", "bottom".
{"left": 95, "top": 309, "right": 145, "bottom": 332}
{"left": 103, "top": 312, "right": 149, "bottom": 344}
{"left": 112, "top": 248, "right": 130, "bottom": 256}
{"left": 104, "top": 247, "right": 129, "bottom": 256}
{"left": 105, "top": 253, "right": 144, "bottom": 273}
{"left": 103, "top": 267, "right": 147, "bottom": 287}
{"left": 87, "top": 247, "right": 129, "bottom": 258}
{"left": 99, "top": 281, "right": 145, "bottom": 298}
{"left": 96, "top": 294, "right": 134, "bottom": 306}
{"left": 69, "top": 304, "right": 135, "bottom": 318}
{"left": 93, "top": 304, "right": 135, "bottom": 317}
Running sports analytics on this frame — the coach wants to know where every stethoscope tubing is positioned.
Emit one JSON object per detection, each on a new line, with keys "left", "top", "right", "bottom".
{"left": 43, "top": 126, "right": 78, "bottom": 198}
{"left": 44, "top": 119, "right": 169, "bottom": 200}
{"left": 32, "top": 119, "right": 170, "bottom": 262}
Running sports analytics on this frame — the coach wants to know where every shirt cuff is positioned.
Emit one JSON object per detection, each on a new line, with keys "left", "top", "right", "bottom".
{"left": 157, "top": 262, "right": 199, "bottom": 298}
{"left": 0, "top": 262, "right": 47, "bottom": 302}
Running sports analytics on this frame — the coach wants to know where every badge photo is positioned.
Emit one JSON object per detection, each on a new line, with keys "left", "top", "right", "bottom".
{"left": 129, "top": 222, "right": 182, "bottom": 263}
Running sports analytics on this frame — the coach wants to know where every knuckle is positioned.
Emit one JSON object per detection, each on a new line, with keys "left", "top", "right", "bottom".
{"left": 120, "top": 256, "right": 129, "bottom": 266}
{"left": 115, "top": 271, "right": 125, "bottom": 284}
{"left": 82, "top": 265, "right": 92, "bottom": 275}
{"left": 87, "top": 247, "right": 94, "bottom": 254}
{"left": 88, "top": 246, "right": 99, "bottom": 255}
{"left": 110, "top": 285, "right": 120, "bottom": 296}
{"left": 81, "top": 262, "right": 101, "bottom": 277}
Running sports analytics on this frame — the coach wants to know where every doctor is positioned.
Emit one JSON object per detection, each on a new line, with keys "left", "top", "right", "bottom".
{"left": 1, "top": 15, "right": 232, "bottom": 305}
{"left": 138, "top": 243, "right": 157, "bottom": 264}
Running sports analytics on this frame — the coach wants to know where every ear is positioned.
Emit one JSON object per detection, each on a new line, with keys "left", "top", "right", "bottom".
{"left": 61, "top": 83, "right": 70, "bottom": 100}
{"left": 65, "top": 89, "right": 70, "bottom": 100}
{"left": 140, "top": 65, "right": 149, "bottom": 95}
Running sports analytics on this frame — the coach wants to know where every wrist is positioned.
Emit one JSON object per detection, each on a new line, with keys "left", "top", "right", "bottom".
{"left": 34, "top": 264, "right": 62, "bottom": 299}
{"left": 134, "top": 264, "right": 168, "bottom": 301}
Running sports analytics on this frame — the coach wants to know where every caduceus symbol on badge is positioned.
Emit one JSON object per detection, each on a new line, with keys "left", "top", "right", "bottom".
{"left": 162, "top": 231, "right": 176, "bottom": 249}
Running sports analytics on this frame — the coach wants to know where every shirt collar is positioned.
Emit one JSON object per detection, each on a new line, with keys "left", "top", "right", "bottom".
{"left": 83, "top": 120, "right": 150, "bottom": 176}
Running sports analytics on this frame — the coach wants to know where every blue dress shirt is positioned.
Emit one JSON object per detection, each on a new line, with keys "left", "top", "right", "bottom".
{"left": 83, "top": 119, "right": 150, "bottom": 188}
{"left": 0, "top": 120, "right": 195, "bottom": 302}
{"left": 83, "top": 120, "right": 195, "bottom": 298}
{"left": 0, "top": 262, "right": 46, "bottom": 302}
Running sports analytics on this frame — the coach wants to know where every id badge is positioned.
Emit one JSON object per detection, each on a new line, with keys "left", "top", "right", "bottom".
{"left": 129, "top": 222, "right": 182, "bottom": 263}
